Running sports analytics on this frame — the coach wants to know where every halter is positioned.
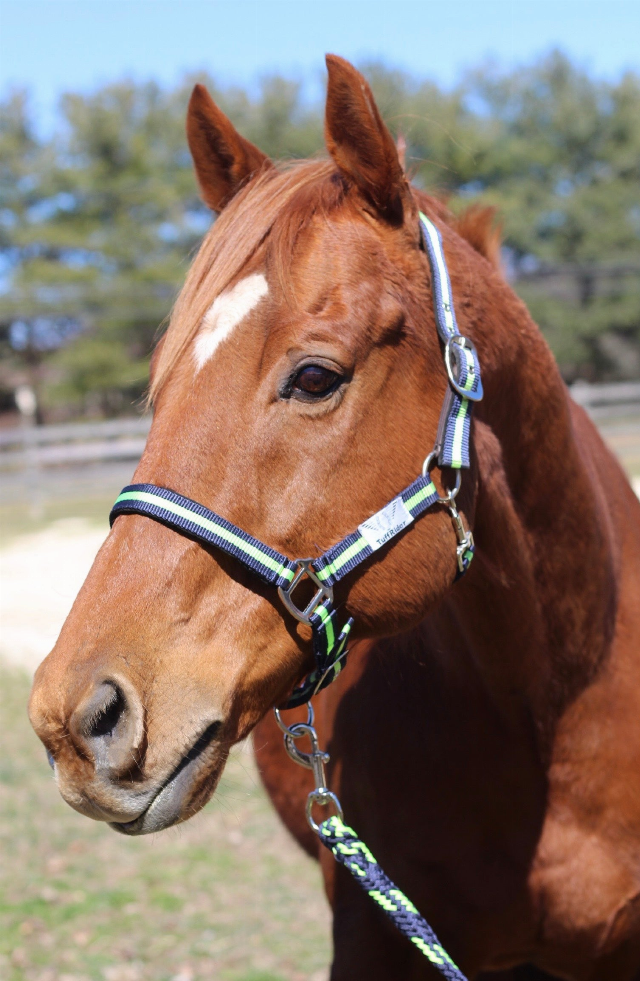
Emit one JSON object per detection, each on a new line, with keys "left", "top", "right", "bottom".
{"left": 110, "top": 213, "right": 483, "bottom": 709}
{"left": 109, "top": 212, "right": 481, "bottom": 980}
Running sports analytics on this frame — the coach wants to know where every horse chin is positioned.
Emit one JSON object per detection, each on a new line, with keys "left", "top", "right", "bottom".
{"left": 110, "top": 744, "right": 227, "bottom": 836}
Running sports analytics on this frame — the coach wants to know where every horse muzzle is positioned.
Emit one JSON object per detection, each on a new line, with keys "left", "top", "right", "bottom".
{"left": 110, "top": 718, "right": 225, "bottom": 836}
{"left": 31, "top": 670, "right": 226, "bottom": 835}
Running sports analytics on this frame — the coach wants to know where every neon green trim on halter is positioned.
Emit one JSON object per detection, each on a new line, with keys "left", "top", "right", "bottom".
{"left": 404, "top": 480, "right": 437, "bottom": 512}
{"left": 315, "top": 601, "right": 335, "bottom": 651}
{"left": 450, "top": 400, "right": 469, "bottom": 470}
{"left": 315, "top": 535, "right": 369, "bottom": 582}
{"left": 114, "top": 490, "right": 295, "bottom": 582}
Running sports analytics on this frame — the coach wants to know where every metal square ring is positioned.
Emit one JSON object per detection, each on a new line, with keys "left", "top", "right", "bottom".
{"left": 278, "top": 559, "right": 334, "bottom": 624}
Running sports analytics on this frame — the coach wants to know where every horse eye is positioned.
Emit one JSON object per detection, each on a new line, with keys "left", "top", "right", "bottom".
{"left": 292, "top": 365, "right": 339, "bottom": 396}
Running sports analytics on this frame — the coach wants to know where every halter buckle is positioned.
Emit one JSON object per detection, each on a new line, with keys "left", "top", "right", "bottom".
{"left": 444, "top": 335, "right": 483, "bottom": 402}
{"left": 278, "top": 559, "right": 334, "bottom": 624}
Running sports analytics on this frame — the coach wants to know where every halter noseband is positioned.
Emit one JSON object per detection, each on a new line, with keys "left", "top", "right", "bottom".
{"left": 110, "top": 213, "right": 483, "bottom": 708}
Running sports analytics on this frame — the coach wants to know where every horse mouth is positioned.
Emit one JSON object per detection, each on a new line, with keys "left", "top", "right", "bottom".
{"left": 110, "top": 720, "right": 224, "bottom": 836}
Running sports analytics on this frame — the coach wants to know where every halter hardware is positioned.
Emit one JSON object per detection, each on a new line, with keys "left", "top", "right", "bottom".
{"left": 448, "top": 501, "right": 475, "bottom": 575}
{"left": 421, "top": 450, "right": 473, "bottom": 576}
{"left": 277, "top": 558, "right": 334, "bottom": 624}
{"left": 422, "top": 449, "right": 462, "bottom": 497}
{"left": 444, "top": 335, "right": 484, "bottom": 402}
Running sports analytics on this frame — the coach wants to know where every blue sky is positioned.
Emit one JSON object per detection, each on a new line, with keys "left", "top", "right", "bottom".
{"left": 1, "top": 0, "right": 639, "bottom": 132}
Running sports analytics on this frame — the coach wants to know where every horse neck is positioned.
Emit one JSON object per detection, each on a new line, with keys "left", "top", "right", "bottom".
{"left": 433, "top": 259, "right": 618, "bottom": 747}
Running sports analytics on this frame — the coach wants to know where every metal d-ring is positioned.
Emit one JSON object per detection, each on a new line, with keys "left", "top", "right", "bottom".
{"left": 274, "top": 702, "right": 314, "bottom": 736}
{"left": 277, "top": 558, "right": 334, "bottom": 625}
{"left": 306, "top": 789, "right": 344, "bottom": 833}
{"left": 421, "top": 450, "right": 462, "bottom": 503}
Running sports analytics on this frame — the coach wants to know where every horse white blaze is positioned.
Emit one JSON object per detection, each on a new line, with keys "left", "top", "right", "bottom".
{"left": 194, "top": 273, "right": 269, "bottom": 370}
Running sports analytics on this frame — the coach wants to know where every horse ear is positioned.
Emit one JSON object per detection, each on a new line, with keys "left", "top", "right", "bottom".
{"left": 187, "top": 84, "right": 272, "bottom": 212}
{"left": 324, "top": 55, "right": 406, "bottom": 221}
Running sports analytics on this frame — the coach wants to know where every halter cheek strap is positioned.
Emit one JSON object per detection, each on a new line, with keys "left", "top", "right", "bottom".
{"left": 110, "top": 213, "right": 482, "bottom": 709}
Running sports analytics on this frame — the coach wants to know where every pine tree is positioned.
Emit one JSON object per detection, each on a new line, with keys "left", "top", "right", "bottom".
{"left": 1, "top": 55, "right": 638, "bottom": 421}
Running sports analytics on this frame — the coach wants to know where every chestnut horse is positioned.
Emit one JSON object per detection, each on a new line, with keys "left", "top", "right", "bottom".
{"left": 29, "top": 56, "right": 640, "bottom": 980}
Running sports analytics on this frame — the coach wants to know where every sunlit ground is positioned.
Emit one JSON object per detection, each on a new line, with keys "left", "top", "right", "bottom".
{"left": 0, "top": 666, "right": 331, "bottom": 981}
{"left": 0, "top": 461, "right": 331, "bottom": 981}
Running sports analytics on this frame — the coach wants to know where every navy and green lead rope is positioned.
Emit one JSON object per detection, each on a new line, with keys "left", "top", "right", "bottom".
{"left": 317, "top": 817, "right": 467, "bottom": 980}
{"left": 109, "top": 212, "right": 479, "bottom": 978}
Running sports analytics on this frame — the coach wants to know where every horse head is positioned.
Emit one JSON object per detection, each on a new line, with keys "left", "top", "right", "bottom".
{"left": 29, "top": 56, "right": 477, "bottom": 835}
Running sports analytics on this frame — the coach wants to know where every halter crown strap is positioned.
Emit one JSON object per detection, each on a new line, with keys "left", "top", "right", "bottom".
{"left": 419, "top": 212, "right": 483, "bottom": 470}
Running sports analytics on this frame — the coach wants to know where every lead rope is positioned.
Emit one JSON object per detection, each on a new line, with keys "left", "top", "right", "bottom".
{"left": 274, "top": 707, "right": 468, "bottom": 980}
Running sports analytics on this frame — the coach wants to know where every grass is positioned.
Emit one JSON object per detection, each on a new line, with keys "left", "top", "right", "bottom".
{"left": 0, "top": 666, "right": 331, "bottom": 981}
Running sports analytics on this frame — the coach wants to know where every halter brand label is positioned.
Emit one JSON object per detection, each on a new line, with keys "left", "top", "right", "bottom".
{"left": 358, "top": 497, "right": 414, "bottom": 552}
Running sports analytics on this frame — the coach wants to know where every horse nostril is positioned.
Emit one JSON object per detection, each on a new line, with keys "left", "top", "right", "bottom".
{"left": 71, "top": 678, "right": 145, "bottom": 775}
{"left": 86, "top": 683, "right": 126, "bottom": 739}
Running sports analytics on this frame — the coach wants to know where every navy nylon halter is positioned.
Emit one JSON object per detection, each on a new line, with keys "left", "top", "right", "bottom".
{"left": 110, "top": 212, "right": 482, "bottom": 708}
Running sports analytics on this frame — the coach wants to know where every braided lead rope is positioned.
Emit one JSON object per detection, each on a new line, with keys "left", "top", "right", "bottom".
{"left": 317, "top": 816, "right": 468, "bottom": 981}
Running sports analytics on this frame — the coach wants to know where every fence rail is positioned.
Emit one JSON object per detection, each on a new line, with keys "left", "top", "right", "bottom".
{"left": 0, "top": 416, "right": 151, "bottom": 470}
{"left": 0, "top": 382, "right": 639, "bottom": 470}
{"left": 569, "top": 381, "right": 640, "bottom": 422}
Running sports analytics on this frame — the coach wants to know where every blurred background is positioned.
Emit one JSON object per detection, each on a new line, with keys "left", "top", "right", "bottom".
{"left": 0, "top": 2, "right": 639, "bottom": 980}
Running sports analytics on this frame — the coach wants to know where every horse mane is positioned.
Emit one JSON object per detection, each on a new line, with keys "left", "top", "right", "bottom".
{"left": 412, "top": 191, "right": 503, "bottom": 272}
{"left": 150, "top": 160, "right": 502, "bottom": 401}
{"left": 452, "top": 204, "right": 502, "bottom": 272}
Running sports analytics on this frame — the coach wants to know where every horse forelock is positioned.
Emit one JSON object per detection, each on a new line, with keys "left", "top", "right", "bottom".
{"left": 149, "top": 159, "right": 348, "bottom": 400}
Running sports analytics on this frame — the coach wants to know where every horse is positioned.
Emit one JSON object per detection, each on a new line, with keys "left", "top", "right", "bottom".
{"left": 28, "top": 55, "right": 640, "bottom": 980}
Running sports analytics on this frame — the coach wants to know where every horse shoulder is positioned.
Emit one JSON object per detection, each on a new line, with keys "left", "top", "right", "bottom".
{"left": 527, "top": 399, "right": 640, "bottom": 965}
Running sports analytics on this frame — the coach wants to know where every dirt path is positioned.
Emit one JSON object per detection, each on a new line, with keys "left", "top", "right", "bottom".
{"left": 0, "top": 518, "right": 107, "bottom": 674}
